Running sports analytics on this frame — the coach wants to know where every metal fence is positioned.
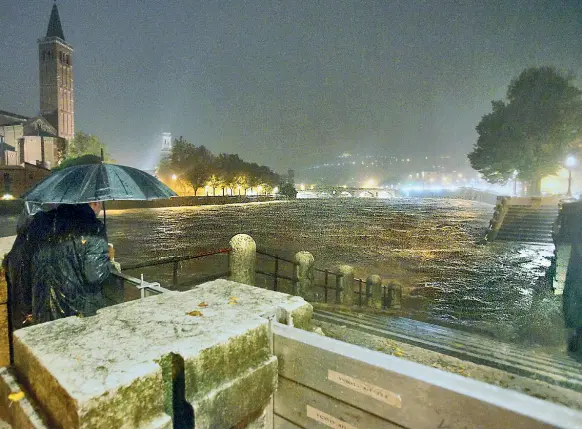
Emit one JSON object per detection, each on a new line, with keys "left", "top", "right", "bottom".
{"left": 256, "top": 249, "right": 401, "bottom": 309}
{"left": 121, "top": 247, "right": 232, "bottom": 290}
{"left": 117, "top": 246, "right": 401, "bottom": 309}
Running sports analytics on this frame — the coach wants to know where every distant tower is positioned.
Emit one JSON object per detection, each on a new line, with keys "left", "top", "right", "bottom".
{"left": 38, "top": 2, "right": 74, "bottom": 141}
{"left": 161, "top": 132, "right": 172, "bottom": 159}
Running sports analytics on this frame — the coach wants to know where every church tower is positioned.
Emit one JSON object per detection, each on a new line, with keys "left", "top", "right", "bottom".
{"left": 38, "top": 2, "right": 74, "bottom": 141}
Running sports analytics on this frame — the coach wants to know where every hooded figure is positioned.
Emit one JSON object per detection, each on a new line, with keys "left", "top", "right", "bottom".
{"left": 4, "top": 203, "right": 111, "bottom": 325}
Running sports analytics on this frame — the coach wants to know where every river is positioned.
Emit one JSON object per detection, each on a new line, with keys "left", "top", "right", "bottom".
{"left": 101, "top": 198, "right": 555, "bottom": 340}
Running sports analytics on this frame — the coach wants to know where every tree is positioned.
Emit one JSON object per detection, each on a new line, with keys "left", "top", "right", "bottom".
{"left": 468, "top": 67, "right": 582, "bottom": 195}
{"left": 159, "top": 137, "right": 214, "bottom": 196}
{"left": 67, "top": 132, "right": 112, "bottom": 161}
{"left": 279, "top": 183, "right": 297, "bottom": 199}
{"left": 52, "top": 154, "right": 102, "bottom": 171}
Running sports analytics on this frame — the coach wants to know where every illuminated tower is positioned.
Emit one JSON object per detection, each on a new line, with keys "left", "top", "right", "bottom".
{"left": 38, "top": 2, "right": 74, "bottom": 140}
{"left": 161, "top": 132, "right": 172, "bottom": 159}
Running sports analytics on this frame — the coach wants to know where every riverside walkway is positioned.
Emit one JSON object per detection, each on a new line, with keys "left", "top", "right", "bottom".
{"left": 314, "top": 309, "right": 582, "bottom": 392}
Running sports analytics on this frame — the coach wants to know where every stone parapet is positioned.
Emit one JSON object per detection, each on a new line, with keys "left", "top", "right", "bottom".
{"left": 10, "top": 280, "right": 312, "bottom": 428}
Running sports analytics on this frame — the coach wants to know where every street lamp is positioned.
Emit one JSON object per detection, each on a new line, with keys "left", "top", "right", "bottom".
{"left": 566, "top": 156, "right": 577, "bottom": 197}
{"left": 512, "top": 170, "right": 518, "bottom": 196}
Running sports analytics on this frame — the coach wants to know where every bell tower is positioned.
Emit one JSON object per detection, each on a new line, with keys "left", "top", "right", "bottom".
{"left": 38, "top": 2, "right": 74, "bottom": 141}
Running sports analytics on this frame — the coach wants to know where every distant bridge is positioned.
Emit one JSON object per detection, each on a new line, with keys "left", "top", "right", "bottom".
{"left": 297, "top": 187, "right": 397, "bottom": 198}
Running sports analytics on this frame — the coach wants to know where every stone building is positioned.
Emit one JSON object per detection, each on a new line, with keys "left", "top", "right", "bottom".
{"left": 0, "top": 111, "right": 62, "bottom": 169}
{"left": 0, "top": 163, "right": 51, "bottom": 198}
{"left": 0, "top": 2, "right": 73, "bottom": 168}
{"left": 39, "top": 2, "right": 74, "bottom": 141}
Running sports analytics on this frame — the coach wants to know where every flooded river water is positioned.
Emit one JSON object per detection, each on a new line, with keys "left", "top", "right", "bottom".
{"left": 103, "top": 198, "right": 555, "bottom": 338}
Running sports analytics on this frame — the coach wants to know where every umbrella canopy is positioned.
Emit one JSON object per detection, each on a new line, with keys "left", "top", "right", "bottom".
{"left": 21, "top": 163, "right": 177, "bottom": 204}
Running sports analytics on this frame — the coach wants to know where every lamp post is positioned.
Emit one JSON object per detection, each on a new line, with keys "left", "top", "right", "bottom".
{"left": 566, "top": 156, "right": 577, "bottom": 197}
{"left": 512, "top": 170, "right": 518, "bottom": 196}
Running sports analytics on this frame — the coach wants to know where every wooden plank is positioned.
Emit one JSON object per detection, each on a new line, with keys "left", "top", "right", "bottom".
{"left": 275, "top": 377, "right": 401, "bottom": 429}
{"left": 273, "top": 322, "right": 582, "bottom": 429}
{"left": 274, "top": 414, "right": 303, "bottom": 429}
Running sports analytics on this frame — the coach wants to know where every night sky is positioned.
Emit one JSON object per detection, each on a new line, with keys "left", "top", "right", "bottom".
{"left": 1, "top": 0, "right": 581, "bottom": 173}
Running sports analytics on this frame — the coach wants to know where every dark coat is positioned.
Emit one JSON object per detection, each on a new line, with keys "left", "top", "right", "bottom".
{"left": 5, "top": 204, "right": 111, "bottom": 325}
{"left": 564, "top": 219, "right": 582, "bottom": 329}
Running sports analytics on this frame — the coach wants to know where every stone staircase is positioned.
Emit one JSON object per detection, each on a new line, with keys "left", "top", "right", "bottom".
{"left": 495, "top": 205, "right": 559, "bottom": 244}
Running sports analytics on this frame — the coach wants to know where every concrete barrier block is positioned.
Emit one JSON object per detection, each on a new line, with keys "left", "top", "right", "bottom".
{"left": 12, "top": 280, "right": 300, "bottom": 428}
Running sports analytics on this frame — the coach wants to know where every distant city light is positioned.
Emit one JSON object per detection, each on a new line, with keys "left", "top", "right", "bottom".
{"left": 1, "top": 194, "right": 14, "bottom": 200}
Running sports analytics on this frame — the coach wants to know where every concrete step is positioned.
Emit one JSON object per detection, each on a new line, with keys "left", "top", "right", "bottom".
{"left": 495, "top": 237, "right": 554, "bottom": 244}
{"left": 499, "top": 225, "right": 554, "bottom": 232}
{"left": 313, "top": 310, "right": 582, "bottom": 392}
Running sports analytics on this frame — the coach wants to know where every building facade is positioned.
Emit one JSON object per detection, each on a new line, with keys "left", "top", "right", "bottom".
{"left": 39, "top": 2, "right": 74, "bottom": 141}
{"left": 0, "top": 3, "right": 73, "bottom": 196}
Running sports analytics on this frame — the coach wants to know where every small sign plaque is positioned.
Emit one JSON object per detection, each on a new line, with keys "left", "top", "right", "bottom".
{"left": 328, "top": 370, "right": 402, "bottom": 408}
{"left": 306, "top": 405, "right": 359, "bottom": 429}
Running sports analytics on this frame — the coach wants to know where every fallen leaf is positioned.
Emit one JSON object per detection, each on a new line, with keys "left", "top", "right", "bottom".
{"left": 8, "top": 391, "right": 24, "bottom": 402}
{"left": 198, "top": 302, "right": 209, "bottom": 308}
{"left": 393, "top": 351, "right": 404, "bottom": 357}
{"left": 228, "top": 296, "right": 239, "bottom": 305}
{"left": 187, "top": 310, "right": 203, "bottom": 317}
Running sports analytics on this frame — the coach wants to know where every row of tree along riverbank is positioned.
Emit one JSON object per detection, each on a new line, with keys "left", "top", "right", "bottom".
{"left": 0, "top": 195, "right": 278, "bottom": 215}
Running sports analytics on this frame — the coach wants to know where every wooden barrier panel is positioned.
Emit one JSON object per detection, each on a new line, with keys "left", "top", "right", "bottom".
{"left": 272, "top": 322, "right": 582, "bottom": 429}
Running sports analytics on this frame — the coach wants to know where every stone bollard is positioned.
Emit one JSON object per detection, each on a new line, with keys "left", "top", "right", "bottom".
{"left": 385, "top": 281, "right": 402, "bottom": 310}
{"left": 294, "top": 251, "right": 315, "bottom": 300}
{"left": 366, "top": 274, "right": 382, "bottom": 309}
{"left": 336, "top": 265, "right": 355, "bottom": 306}
{"left": 229, "top": 234, "right": 256, "bottom": 286}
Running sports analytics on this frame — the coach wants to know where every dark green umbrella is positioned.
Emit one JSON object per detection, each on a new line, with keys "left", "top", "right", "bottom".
{"left": 20, "top": 163, "right": 177, "bottom": 226}
{"left": 21, "top": 163, "right": 177, "bottom": 204}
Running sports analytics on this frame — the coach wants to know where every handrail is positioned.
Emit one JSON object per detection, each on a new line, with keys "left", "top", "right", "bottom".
{"left": 122, "top": 247, "right": 231, "bottom": 271}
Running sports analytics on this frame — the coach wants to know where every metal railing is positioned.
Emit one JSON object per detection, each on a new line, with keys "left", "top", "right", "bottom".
{"left": 121, "top": 247, "right": 231, "bottom": 288}
{"left": 256, "top": 249, "right": 401, "bottom": 309}
{"left": 115, "top": 246, "right": 401, "bottom": 309}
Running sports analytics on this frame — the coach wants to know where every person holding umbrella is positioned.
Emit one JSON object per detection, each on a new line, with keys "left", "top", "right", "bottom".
{"left": 4, "top": 158, "right": 176, "bottom": 330}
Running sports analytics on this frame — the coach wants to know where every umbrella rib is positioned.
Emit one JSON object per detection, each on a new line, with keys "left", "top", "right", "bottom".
{"left": 112, "top": 168, "right": 131, "bottom": 199}
{"left": 58, "top": 168, "right": 81, "bottom": 202}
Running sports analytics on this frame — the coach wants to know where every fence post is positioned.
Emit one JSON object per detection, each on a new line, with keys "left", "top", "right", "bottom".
{"left": 294, "top": 251, "right": 314, "bottom": 300}
{"left": 386, "top": 281, "right": 402, "bottom": 309}
{"left": 173, "top": 261, "right": 179, "bottom": 287}
{"left": 366, "top": 274, "right": 382, "bottom": 308}
{"left": 337, "top": 265, "right": 355, "bottom": 306}
{"left": 273, "top": 255, "right": 279, "bottom": 291}
{"left": 324, "top": 269, "right": 329, "bottom": 303}
{"left": 228, "top": 234, "right": 256, "bottom": 286}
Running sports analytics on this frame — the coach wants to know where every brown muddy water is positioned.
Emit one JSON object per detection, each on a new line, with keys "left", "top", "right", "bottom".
{"left": 103, "top": 198, "right": 555, "bottom": 340}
